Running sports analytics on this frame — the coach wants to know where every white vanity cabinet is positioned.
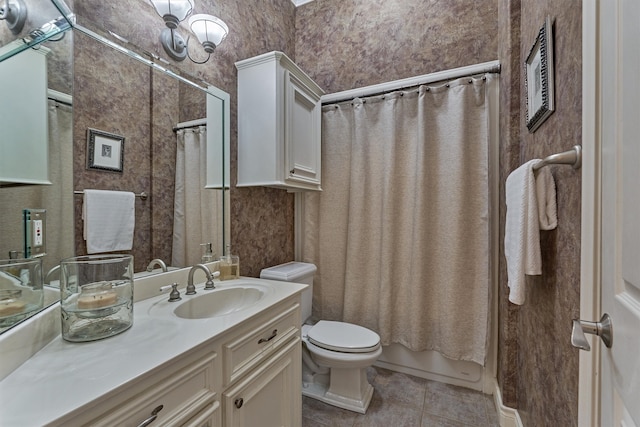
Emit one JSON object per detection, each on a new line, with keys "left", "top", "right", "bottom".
{"left": 58, "top": 346, "right": 222, "bottom": 427}
{"left": 51, "top": 295, "right": 302, "bottom": 427}
{"left": 0, "top": 278, "right": 306, "bottom": 427}
{"left": 236, "top": 51, "right": 324, "bottom": 192}
{"left": 221, "top": 301, "right": 301, "bottom": 426}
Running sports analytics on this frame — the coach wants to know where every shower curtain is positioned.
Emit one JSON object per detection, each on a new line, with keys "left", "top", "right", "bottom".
{"left": 172, "top": 126, "right": 223, "bottom": 267}
{"left": 46, "top": 100, "right": 75, "bottom": 273}
{"left": 302, "top": 75, "right": 493, "bottom": 364}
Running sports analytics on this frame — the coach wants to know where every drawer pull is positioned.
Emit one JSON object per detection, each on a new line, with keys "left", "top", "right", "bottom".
{"left": 136, "top": 405, "right": 163, "bottom": 427}
{"left": 234, "top": 398, "right": 244, "bottom": 409}
{"left": 258, "top": 329, "right": 278, "bottom": 344}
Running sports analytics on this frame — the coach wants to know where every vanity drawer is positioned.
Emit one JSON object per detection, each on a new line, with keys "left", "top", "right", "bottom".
{"left": 87, "top": 352, "right": 219, "bottom": 427}
{"left": 222, "top": 301, "right": 300, "bottom": 386}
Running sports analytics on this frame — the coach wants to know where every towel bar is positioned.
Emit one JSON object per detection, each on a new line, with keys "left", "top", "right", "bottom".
{"left": 532, "top": 145, "right": 582, "bottom": 171}
{"left": 74, "top": 190, "right": 148, "bottom": 201}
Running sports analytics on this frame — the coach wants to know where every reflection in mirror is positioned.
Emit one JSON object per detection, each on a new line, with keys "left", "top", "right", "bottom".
{"left": 72, "top": 25, "right": 228, "bottom": 273}
{"left": 0, "top": 15, "right": 229, "bottom": 334}
{"left": 0, "top": 0, "right": 73, "bottom": 62}
{"left": 0, "top": 21, "right": 73, "bottom": 332}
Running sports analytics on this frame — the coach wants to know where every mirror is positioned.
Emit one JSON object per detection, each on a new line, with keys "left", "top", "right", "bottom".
{"left": 0, "top": 1, "right": 230, "bottom": 334}
{"left": 0, "top": 1, "right": 74, "bottom": 335}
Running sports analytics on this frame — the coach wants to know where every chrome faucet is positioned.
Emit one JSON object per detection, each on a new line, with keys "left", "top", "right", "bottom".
{"left": 146, "top": 258, "right": 168, "bottom": 273}
{"left": 44, "top": 264, "right": 60, "bottom": 286}
{"left": 186, "top": 264, "right": 216, "bottom": 294}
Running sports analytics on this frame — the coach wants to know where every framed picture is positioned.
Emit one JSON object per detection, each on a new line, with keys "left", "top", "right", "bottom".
{"left": 524, "top": 16, "right": 555, "bottom": 133}
{"left": 87, "top": 128, "right": 125, "bottom": 172}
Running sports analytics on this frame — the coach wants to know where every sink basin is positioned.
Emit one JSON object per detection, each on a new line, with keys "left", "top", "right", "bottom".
{"left": 173, "top": 286, "right": 266, "bottom": 319}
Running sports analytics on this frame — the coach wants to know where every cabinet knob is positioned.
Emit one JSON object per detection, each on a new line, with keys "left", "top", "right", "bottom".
{"left": 234, "top": 398, "right": 244, "bottom": 409}
{"left": 136, "top": 405, "right": 163, "bottom": 427}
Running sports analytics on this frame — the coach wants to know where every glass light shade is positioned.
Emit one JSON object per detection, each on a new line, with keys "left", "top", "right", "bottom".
{"left": 149, "top": 0, "right": 194, "bottom": 22}
{"left": 188, "top": 14, "right": 228, "bottom": 48}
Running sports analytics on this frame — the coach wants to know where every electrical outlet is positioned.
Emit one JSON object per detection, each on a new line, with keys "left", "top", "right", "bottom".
{"left": 33, "top": 219, "right": 43, "bottom": 246}
{"left": 23, "top": 209, "right": 46, "bottom": 258}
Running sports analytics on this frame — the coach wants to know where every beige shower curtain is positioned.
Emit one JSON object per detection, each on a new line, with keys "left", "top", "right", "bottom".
{"left": 303, "top": 76, "right": 493, "bottom": 364}
{"left": 172, "top": 126, "right": 223, "bottom": 267}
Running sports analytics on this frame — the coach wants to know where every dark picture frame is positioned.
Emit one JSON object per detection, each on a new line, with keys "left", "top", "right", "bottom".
{"left": 87, "top": 128, "right": 125, "bottom": 172}
{"left": 524, "top": 16, "right": 555, "bottom": 133}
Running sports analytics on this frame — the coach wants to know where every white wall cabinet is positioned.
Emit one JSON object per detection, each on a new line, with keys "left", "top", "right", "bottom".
{"left": 236, "top": 51, "right": 324, "bottom": 192}
{"left": 0, "top": 41, "right": 51, "bottom": 185}
{"left": 57, "top": 297, "right": 302, "bottom": 427}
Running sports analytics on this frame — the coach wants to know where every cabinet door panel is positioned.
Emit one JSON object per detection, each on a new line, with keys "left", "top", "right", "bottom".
{"left": 286, "top": 72, "right": 321, "bottom": 187}
{"left": 223, "top": 337, "right": 301, "bottom": 427}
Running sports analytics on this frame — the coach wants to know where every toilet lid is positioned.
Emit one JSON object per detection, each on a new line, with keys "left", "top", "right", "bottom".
{"left": 307, "top": 320, "right": 380, "bottom": 353}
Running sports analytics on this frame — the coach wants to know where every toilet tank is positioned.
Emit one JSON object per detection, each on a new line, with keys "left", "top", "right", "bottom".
{"left": 260, "top": 262, "right": 316, "bottom": 323}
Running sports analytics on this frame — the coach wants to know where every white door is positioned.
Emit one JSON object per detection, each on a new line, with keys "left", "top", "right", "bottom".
{"left": 584, "top": 0, "right": 640, "bottom": 426}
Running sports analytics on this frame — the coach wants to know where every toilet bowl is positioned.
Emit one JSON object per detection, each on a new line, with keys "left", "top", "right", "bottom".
{"left": 260, "top": 262, "right": 381, "bottom": 414}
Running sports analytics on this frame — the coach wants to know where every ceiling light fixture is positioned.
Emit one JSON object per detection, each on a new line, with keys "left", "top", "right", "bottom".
{"left": 0, "top": 0, "right": 27, "bottom": 35}
{"left": 149, "top": 0, "right": 228, "bottom": 64}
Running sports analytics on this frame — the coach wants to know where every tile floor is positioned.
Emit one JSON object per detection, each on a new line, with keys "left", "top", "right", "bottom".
{"left": 302, "top": 366, "right": 500, "bottom": 427}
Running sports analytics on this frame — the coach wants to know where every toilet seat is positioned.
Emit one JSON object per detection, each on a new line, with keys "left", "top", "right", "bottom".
{"left": 307, "top": 320, "right": 380, "bottom": 354}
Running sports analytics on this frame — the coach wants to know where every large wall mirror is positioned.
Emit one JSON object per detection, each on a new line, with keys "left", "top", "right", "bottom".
{"left": 0, "top": 0, "right": 230, "bottom": 334}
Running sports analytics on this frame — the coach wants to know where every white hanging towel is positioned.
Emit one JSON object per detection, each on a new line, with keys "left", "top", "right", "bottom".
{"left": 505, "top": 160, "right": 557, "bottom": 305}
{"left": 82, "top": 189, "right": 135, "bottom": 254}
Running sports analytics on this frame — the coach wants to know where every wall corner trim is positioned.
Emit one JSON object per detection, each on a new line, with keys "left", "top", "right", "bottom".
{"left": 492, "top": 380, "right": 523, "bottom": 427}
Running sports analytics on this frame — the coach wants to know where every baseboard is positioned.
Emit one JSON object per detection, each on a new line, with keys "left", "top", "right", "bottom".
{"left": 492, "top": 381, "right": 523, "bottom": 427}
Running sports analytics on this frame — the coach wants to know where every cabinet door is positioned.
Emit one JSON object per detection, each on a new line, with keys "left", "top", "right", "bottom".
{"left": 223, "top": 337, "right": 301, "bottom": 427}
{"left": 285, "top": 71, "right": 321, "bottom": 188}
{"left": 0, "top": 45, "right": 50, "bottom": 185}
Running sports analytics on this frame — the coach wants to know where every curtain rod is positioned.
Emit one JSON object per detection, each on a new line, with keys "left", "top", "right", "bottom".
{"left": 173, "top": 118, "right": 206, "bottom": 132}
{"left": 47, "top": 89, "right": 72, "bottom": 106}
{"left": 321, "top": 60, "right": 500, "bottom": 105}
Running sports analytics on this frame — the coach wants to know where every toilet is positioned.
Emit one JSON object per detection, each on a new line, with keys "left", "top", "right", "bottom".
{"left": 260, "top": 262, "right": 381, "bottom": 414}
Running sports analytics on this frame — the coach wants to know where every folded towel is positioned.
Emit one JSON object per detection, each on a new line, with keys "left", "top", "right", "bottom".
{"left": 505, "top": 159, "right": 557, "bottom": 305}
{"left": 82, "top": 190, "right": 135, "bottom": 254}
{"left": 535, "top": 166, "right": 557, "bottom": 230}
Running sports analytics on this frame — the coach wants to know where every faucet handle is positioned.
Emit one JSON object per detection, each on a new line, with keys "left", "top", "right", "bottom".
{"left": 204, "top": 271, "right": 221, "bottom": 290}
{"left": 159, "top": 283, "right": 182, "bottom": 302}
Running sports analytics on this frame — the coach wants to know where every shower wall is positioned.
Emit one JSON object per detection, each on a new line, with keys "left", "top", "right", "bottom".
{"left": 498, "top": 0, "right": 582, "bottom": 425}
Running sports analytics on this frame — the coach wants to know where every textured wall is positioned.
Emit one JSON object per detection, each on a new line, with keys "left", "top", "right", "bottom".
{"left": 72, "top": 31, "right": 154, "bottom": 272}
{"left": 295, "top": 0, "right": 499, "bottom": 93}
{"left": 497, "top": 0, "right": 522, "bottom": 409}
{"left": 497, "top": 0, "right": 582, "bottom": 424}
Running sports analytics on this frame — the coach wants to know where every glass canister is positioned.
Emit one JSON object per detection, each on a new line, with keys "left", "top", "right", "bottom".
{"left": 0, "top": 258, "right": 44, "bottom": 328}
{"left": 60, "top": 254, "right": 133, "bottom": 342}
{"left": 219, "top": 244, "right": 239, "bottom": 281}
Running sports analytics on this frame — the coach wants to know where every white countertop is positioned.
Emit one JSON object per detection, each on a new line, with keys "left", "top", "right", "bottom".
{"left": 0, "top": 277, "right": 306, "bottom": 426}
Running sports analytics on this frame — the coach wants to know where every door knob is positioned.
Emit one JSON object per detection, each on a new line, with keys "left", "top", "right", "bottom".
{"left": 571, "top": 313, "right": 613, "bottom": 351}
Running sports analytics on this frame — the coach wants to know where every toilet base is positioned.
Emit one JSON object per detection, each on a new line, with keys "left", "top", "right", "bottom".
{"left": 302, "top": 368, "right": 374, "bottom": 414}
